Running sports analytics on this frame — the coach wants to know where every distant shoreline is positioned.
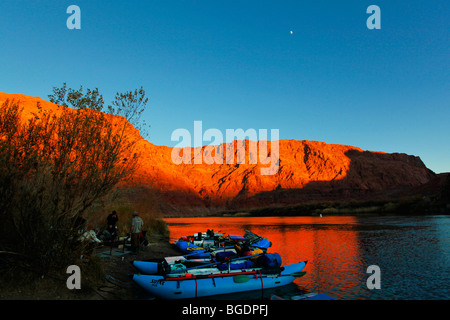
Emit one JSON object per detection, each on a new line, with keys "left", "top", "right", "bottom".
{"left": 164, "top": 212, "right": 450, "bottom": 219}
{"left": 163, "top": 196, "right": 450, "bottom": 218}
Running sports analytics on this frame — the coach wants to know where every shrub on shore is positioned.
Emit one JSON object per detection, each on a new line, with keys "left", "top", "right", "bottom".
{"left": 0, "top": 84, "right": 150, "bottom": 288}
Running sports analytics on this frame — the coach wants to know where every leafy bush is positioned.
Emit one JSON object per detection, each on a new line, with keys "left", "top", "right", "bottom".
{"left": 0, "top": 84, "right": 148, "bottom": 283}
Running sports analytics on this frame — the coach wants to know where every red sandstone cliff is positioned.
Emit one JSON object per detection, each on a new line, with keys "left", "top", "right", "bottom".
{"left": 0, "top": 93, "right": 437, "bottom": 215}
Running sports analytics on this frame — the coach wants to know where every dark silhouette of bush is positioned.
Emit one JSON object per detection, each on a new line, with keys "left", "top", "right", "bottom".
{"left": 0, "top": 84, "right": 148, "bottom": 284}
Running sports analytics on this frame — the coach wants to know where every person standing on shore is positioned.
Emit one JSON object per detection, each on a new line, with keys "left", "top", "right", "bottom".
{"left": 106, "top": 210, "right": 119, "bottom": 240}
{"left": 130, "top": 211, "right": 144, "bottom": 253}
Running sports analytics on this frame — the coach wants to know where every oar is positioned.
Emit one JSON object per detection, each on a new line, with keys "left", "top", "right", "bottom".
{"left": 166, "top": 245, "right": 244, "bottom": 269}
{"left": 169, "top": 252, "right": 265, "bottom": 274}
{"left": 233, "top": 271, "right": 307, "bottom": 283}
{"left": 182, "top": 245, "right": 235, "bottom": 258}
{"left": 164, "top": 245, "right": 238, "bottom": 267}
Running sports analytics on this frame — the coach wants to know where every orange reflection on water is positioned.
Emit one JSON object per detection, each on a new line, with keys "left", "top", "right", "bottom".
{"left": 164, "top": 216, "right": 361, "bottom": 292}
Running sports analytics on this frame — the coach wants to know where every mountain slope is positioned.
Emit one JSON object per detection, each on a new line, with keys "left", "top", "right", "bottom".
{"left": 0, "top": 92, "right": 436, "bottom": 215}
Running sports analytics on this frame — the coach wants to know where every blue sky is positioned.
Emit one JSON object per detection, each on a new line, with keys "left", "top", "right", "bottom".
{"left": 0, "top": 1, "right": 449, "bottom": 173}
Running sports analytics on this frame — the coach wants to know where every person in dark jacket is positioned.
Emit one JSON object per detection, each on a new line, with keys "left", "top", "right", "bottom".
{"left": 106, "top": 210, "right": 119, "bottom": 240}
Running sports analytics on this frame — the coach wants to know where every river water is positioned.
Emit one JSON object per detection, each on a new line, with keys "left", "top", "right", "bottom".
{"left": 163, "top": 215, "right": 450, "bottom": 300}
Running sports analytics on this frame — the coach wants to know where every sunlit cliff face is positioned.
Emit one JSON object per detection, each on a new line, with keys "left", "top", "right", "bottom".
{"left": 0, "top": 92, "right": 435, "bottom": 213}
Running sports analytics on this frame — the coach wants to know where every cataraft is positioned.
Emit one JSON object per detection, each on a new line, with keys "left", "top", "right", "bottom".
{"left": 174, "top": 230, "right": 272, "bottom": 259}
{"left": 133, "top": 252, "right": 308, "bottom": 299}
{"left": 134, "top": 230, "right": 271, "bottom": 275}
{"left": 133, "top": 242, "right": 266, "bottom": 275}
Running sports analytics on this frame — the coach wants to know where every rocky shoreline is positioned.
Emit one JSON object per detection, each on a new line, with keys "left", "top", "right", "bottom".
{"left": 91, "top": 234, "right": 179, "bottom": 300}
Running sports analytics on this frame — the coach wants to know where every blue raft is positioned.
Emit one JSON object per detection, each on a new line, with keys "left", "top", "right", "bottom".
{"left": 133, "top": 260, "right": 307, "bottom": 299}
{"left": 133, "top": 252, "right": 282, "bottom": 275}
{"left": 133, "top": 258, "right": 253, "bottom": 275}
{"left": 174, "top": 232, "right": 272, "bottom": 259}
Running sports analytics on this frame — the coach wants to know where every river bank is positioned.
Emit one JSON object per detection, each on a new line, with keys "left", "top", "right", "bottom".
{"left": 0, "top": 234, "right": 180, "bottom": 300}
{"left": 163, "top": 195, "right": 450, "bottom": 218}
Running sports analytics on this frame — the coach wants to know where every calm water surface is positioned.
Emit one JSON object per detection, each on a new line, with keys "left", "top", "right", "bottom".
{"left": 163, "top": 215, "right": 450, "bottom": 300}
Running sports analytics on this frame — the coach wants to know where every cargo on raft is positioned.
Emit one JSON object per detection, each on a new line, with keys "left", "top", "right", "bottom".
{"left": 132, "top": 229, "right": 308, "bottom": 299}
{"left": 133, "top": 260, "right": 308, "bottom": 299}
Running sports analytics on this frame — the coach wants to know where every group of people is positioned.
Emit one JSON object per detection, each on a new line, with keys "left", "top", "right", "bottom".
{"left": 106, "top": 210, "right": 145, "bottom": 252}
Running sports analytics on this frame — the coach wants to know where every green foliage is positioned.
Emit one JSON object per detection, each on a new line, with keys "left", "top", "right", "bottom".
{"left": 49, "top": 82, "right": 149, "bottom": 138}
{"left": 108, "top": 87, "right": 149, "bottom": 138}
{"left": 48, "top": 82, "right": 105, "bottom": 111}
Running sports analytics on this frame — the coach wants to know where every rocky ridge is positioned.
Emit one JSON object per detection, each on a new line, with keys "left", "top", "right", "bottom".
{"left": 0, "top": 92, "right": 438, "bottom": 215}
